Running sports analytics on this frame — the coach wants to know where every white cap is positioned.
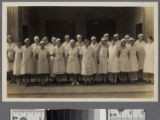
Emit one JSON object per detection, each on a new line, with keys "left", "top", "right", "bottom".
{"left": 56, "top": 38, "right": 61, "bottom": 43}
{"left": 138, "top": 34, "right": 144, "bottom": 38}
{"left": 104, "top": 33, "right": 109, "bottom": 37}
{"left": 129, "top": 37, "right": 135, "bottom": 41}
{"left": 114, "top": 34, "right": 118, "bottom": 38}
{"left": 40, "top": 40, "right": 45, "bottom": 45}
{"left": 70, "top": 39, "right": 75, "bottom": 44}
{"left": 121, "top": 39, "right": 126, "bottom": 43}
{"left": 24, "top": 38, "right": 30, "bottom": 43}
{"left": 125, "top": 35, "right": 130, "bottom": 38}
{"left": 91, "top": 36, "right": 96, "bottom": 40}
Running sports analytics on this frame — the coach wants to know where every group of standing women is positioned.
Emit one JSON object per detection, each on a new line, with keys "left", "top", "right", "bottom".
{"left": 7, "top": 33, "right": 154, "bottom": 87}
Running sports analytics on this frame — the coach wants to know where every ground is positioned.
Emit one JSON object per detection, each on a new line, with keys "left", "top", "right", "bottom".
{"left": 7, "top": 82, "right": 154, "bottom": 98}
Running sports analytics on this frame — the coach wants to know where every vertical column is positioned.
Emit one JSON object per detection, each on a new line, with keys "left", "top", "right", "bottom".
{"left": 143, "top": 7, "right": 154, "bottom": 40}
{"left": 7, "top": 7, "right": 20, "bottom": 41}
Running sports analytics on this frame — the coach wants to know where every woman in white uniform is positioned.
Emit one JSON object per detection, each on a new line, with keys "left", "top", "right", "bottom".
{"left": 98, "top": 37, "right": 109, "bottom": 83}
{"left": 31, "top": 35, "right": 40, "bottom": 82}
{"left": 143, "top": 36, "right": 154, "bottom": 83}
{"left": 114, "top": 34, "right": 121, "bottom": 47}
{"left": 125, "top": 35, "right": 131, "bottom": 48}
{"left": 135, "top": 34, "right": 146, "bottom": 81}
{"left": 21, "top": 38, "right": 33, "bottom": 87}
{"left": 7, "top": 35, "right": 16, "bottom": 83}
{"left": 90, "top": 36, "right": 100, "bottom": 83}
{"left": 52, "top": 38, "right": 65, "bottom": 84}
{"left": 62, "top": 34, "right": 71, "bottom": 82}
{"left": 76, "top": 34, "right": 84, "bottom": 82}
{"left": 108, "top": 38, "right": 120, "bottom": 84}
{"left": 80, "top": 39, "right": 96, "bottom": 85}
{"left": 119, "top": 39, "right": 131, "bottom": 83}
{"left": 66, "top": 39, "right": 80, "bottom": 85}
{"left": 129, "top": 37, "right": 139, "bottom": 82}
{"left": 36, "top": 41, "right": 49, "bottom": 86}
{"left": 13, "top": 41, "right": 23, "bottom": 85}
{"left": 49, "top": 36, "right": 57, "bottom": 82}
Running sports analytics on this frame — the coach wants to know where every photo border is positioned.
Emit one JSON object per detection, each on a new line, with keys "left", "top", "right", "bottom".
{"left": 2, "top": 1, "right": 159, "bottom": 102}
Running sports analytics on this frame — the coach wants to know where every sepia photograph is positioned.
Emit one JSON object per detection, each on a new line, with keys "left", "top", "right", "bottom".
{"left": 2, "top": 2, "right": 158, "bottom": 101}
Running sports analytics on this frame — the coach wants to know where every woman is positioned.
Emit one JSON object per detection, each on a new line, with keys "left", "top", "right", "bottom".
{"left": 49, "top": 36, "right": 57, "bottom": 82}
{"left": 66, "top": 39, "right": 80, "bottom": 86}
{"left": 21, "top": 38, "right": 33, "bottom": 87}
{"left": 76, "top": 34, "right": 84, "bottom": 82}
{"left": 52, "top": 38, "right": 65, "bottom": 84}
{"left": 125, "top": 35, "right": 131, "bottom": 48}
{"left": 98, "top": 37, "right": 108, "bottom": 83}
{"left": 90, "top": 36, "right": 100, "bottom": 82}
{"left": 129, "top": 37, "right": 139, "bottom": 82}
{"left": 36, "top": 41, "right": 50, "bottom": 86}
{"left": 62, "top": 34, "right": 70, "bottom": 51}
{"left": 80, "top": 39, "right": 96, "bottom": 85}
{"left": 108, "top": 38, "right": 120, "bottom": 84}
{"left": 13, "top": 41, "right": 22, "bottom": 85}
{"left": 143, "top": 36, "right": 154, "bottom": 83}
{"left": 31, "top": 35, "right": 40, "bottom": 82}
{"left": 119, "top": 39, "right": 131, "bottom": 83}
{"left": 7, "top": 35, "right": 16, "bottom": 83}
{"left": 62, "top": 34, "right": 71, "bottom": 82}
{"left": 113, "top": 34, "right": 121, "bottom": 47}
{"left": 43, "top": 36, "right": 52, "bottom": 51}
{"left": 135, "top": 34, "right": 146, "bottom": 82}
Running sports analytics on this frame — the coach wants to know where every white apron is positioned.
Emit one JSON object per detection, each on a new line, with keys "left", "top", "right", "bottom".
{"left": 143, "top": 42, "right": 154, "bottom": 73}
{"left": 13, "top": 47, "right": 22, "bottom": 75}
{"left": 66, "top": 47, "right": 80, "bottom": 74}
{"left": 80, "top": 46, "right": 96, "bottom": 75}
{"left": 21, "top": 45, "right": 33, "bottom": 74}
{"left": 52, "top": 46, "right": 65, "bottom": 74}
{"left": 98, "top": 45, "right": 108, "bottom": 74}
{"left": 37, "top": 48, "right": 49, "bottom": 74}
{"left": 31, "top": 43, "right": 40, "bottom": 74}
{"left": 7, "top": 43, "right": 16, "bottom": 72}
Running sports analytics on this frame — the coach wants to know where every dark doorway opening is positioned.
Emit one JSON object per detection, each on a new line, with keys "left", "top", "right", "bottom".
{"left": 87, "top": 19, "right": 116, "bottom": 41}
{"left": 22, "top": 25, "right": 29, "bottom": 43}
{"left": 46, "top": 20, "right": 75, "bottom": 42}
{"left": 136, "top": 23, "right": 142, "bottom": 39}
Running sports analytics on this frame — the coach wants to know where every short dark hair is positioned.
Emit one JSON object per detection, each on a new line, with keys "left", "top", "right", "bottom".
{"left": 148, "top": 36, "right": 153, "bottom": 41}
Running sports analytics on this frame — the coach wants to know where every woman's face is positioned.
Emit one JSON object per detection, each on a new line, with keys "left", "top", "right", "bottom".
{"left": 70, "top": 42, "right": 75, "bottom": 48}
{"left": 101, "top": 40, "right": 106, "bottom": 45}
{"left": 104, "top": 36, "right": 109, "bottom": 41}
{"left": 77, "top": 36, "right": 82, "bottom": 42}
{"left": 121, "top": 41, "right": 126, "bottom": 47}
{"left": 115, "top": 36, "right": 119, "bottom": 40}
{"left": 7, "top": 37, "right": 12, "bottom": 43}
{"left": 85, "top": 41, "right": 90, "bottom": 47}
{"left": 112, "top": 39, "right": 115, "bottom": 44}
{"left": 139, "top": 36, "right": 143, "bottom": 41}
{"left": 130, "top": 40, "right": 135, "bottom": 46}
{"left": 25, "top": 40, "right": 30, "bottom": 46}
{"left": 65, "top": 36, "right": 70, "bottom": 42}
{"left": 57, "top": 41, "right": 61, "bottom": 46}
{"left": 34, "top": 37, "right": 39, "bottom": 43}
{"left": 41, "top": 44, "right": 45, "bottom": 49}
{"left": 51, "top": 38, "right": 57, "bottom": 45}
{"left": 91, "top": 38, "right": 96, "bottom": 44}
{"left": 44, "top": 38, "right": 48, "bottom": 44}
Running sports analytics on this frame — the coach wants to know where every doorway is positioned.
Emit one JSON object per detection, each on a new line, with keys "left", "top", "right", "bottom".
{"left": 87, "top": 19, "right": 116, "bottom": 41}
{"left": 46, "top": 20, "right": 75, "bottom": 42}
